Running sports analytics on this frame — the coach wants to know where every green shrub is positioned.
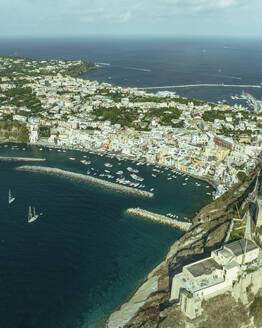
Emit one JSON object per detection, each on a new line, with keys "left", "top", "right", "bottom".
{"left": 250, "top": 296, "right": 262, "bottom": 326}
{"left": 237, "top": 171, "right": 247, "bottom": 182}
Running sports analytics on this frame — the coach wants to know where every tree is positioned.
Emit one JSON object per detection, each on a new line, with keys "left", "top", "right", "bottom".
{"left": 39, "top": 126, "right": 51, "bottom": 138}
{"left": 237, "top": 171, "right": 247, "bottom": 183}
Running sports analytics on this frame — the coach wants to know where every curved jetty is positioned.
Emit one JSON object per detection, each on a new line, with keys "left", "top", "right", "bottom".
{"left": 0, "top": 156, "right": 46, "bottom": 162}
{"left": 126, "top": 208, "right": 192, "bottom": 231}
{"left": 16, "top": 166, "right": 154, "bottom": 199}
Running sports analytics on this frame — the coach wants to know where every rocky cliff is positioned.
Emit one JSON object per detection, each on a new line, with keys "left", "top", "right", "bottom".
{"left": 105, "top": 165, "right": 262, "bottom": 328}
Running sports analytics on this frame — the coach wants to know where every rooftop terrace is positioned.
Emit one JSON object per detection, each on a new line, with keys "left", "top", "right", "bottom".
{"left": 186, "top": 258, "right": 222, "bottom": 278}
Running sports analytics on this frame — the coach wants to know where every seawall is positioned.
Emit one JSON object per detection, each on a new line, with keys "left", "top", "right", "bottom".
{"left": 0, "top": 156, "right": 46, "bottom": 162}
{"left": 126, "top": 208, "right": 192, "bottom": 231}
{"left": 15, "top": 166, "right": 154, "bottom": 199}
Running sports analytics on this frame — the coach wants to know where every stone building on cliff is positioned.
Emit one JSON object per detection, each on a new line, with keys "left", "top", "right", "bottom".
{"left": 170, "top": 239, "right": 261, "bottom": 319}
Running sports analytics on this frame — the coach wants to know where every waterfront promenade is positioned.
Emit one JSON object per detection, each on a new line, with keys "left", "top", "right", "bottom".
{"left": 126, "top": 208, "right": 192, "bottom": 231}
{"left": 16, "top": 166, "right": 154, "bottom": 199}
{"left": 138, "top": 83, "right": 261, "bottom": 90}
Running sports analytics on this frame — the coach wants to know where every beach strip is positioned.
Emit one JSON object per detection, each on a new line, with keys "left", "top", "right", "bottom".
{"left": 15, "top": 165, "right": 154, "bottom": 199}
{"left": 126, "top": 208, "right": 192, "bottom": 231}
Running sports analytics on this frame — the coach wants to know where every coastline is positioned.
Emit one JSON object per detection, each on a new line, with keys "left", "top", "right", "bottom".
{"left": 1, "top": 140, "right": 217, "bottom": 191}
{"left": 0, "top": 50, "right": 261, "bottom": 328}
{"left": 15, "top": 165, "right": 154, "bottom": 199}
{"left": 34, "top": 141, "right": 218, "bottom": 191}
{"left": 105, "top": 165, "right": 262, "bottom": 328}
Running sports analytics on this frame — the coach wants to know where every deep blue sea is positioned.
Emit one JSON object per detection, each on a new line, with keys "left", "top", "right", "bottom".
{"left": 0, "top": 36, "right": 261, "bottom": 103}
{"left": 0, "top": 36, "right": 261, "bottom": 327}
{"left": 0, "top": 144, "right": 212, "bottom": 328}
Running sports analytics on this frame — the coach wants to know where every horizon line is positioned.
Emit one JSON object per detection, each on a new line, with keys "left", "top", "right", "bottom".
{"left": 0, "top": 34, "right": 262, "bottom": 39}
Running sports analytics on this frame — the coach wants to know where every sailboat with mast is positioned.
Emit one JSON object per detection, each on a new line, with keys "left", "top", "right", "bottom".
{"left": 8, "top": 189, "right": 15, "bottom": 204}
{"left": 28, "top": 205, "right": 43, "bottom": 223}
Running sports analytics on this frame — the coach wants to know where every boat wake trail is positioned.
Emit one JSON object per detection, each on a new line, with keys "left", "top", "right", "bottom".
{"left": 211, "top": 74, "right": 242, "bottom": 80}
{"left": 124, "top": 66, "right": 151, "bottom": 72}
{"left": 95, "top": 62, "right": 111, "bottom": 66}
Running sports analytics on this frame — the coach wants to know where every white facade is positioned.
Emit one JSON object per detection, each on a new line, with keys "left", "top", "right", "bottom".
{"left": 13, "top": 115, "right": 27, "bottom": 123}
{"left": 191, "top": 133, "right": 209, "bottom": 145}
{"left": 170, "top": 239, "right": 260, "bottom": 319}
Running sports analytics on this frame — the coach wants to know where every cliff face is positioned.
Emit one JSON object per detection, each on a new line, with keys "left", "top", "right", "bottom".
{"left": 157, "top": 268, "right": 262, "bottom": 328}
{"left": 106, "top": 166, "right": 262, "bottom": 328}
{"left": 159, "top": 294, "right": 250, "bottom": 328}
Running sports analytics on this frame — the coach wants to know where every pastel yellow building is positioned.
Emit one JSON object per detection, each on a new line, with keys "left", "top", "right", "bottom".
{"left": 215, "top": 147, "right": 230, "bottom": 161}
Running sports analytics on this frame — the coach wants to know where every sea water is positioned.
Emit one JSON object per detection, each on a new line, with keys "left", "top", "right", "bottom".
{"left": 1, "top": 35, "right": 261, "bottom": 103}
{"left": 0, "top": 35, "right": 259, "bottom": 327}
{"left": 0, "top": 144, "right": 212, "bottom": 327}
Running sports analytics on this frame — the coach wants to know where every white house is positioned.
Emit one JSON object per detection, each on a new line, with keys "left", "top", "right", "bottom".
{"left": 13, "top": 115, "right": 27, "bottom": 123}
{"left": 191, "top": 133, "right": 209, "bottom": 145}
{"left": 29, "top": 124, "right": 39, "bottom": 143}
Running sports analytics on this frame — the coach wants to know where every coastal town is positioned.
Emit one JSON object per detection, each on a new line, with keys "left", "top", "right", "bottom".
{"left": 1, "top": 56, "right": 262, "bottom": 328}
{"left": 0, "top": 55, "right": 262, "bottom": 200}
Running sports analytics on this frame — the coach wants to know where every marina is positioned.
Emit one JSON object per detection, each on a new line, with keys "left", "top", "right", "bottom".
{"left": 16, "top": 166, "right": 155, "bottom": 199}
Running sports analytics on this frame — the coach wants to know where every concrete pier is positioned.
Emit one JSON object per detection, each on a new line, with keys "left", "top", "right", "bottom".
{"left": 16, "top": 166, "right": 154, "bottom": 199}
{"left": 126, "top": 208, "right": 192, "bottom": 231}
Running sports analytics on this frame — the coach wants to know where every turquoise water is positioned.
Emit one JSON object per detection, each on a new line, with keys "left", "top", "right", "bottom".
{"left": 0, "top": 143, "right": 212, "bottom": 327}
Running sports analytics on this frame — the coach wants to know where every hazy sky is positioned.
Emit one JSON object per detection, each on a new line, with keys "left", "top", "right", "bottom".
{"left": 1, "top": 0, "right": 261, "bottom": 37}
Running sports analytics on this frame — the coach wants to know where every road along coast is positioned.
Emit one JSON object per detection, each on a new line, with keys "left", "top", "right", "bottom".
{"left": 0, "top": 156, "right": 46, "bottom": 162}
{"left": 15, "top": 166, "right": 154, "bottom": 199}
{"left": 126, "top": 208, "right": 192, "bottom": 231}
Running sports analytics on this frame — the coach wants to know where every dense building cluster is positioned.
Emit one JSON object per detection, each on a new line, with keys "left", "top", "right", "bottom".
{"left": 0, "top": 56, "right": 262, "bottom": 199}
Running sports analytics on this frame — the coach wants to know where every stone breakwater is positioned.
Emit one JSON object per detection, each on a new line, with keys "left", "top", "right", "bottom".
{"left": 0, "top": 156, "right": 46, "bottom": 162}
{"left": 15, "top": 166, "right": 154, "bottom": 199}
{"left": 126, "top": 208, "right": 192, "bottom": 231}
